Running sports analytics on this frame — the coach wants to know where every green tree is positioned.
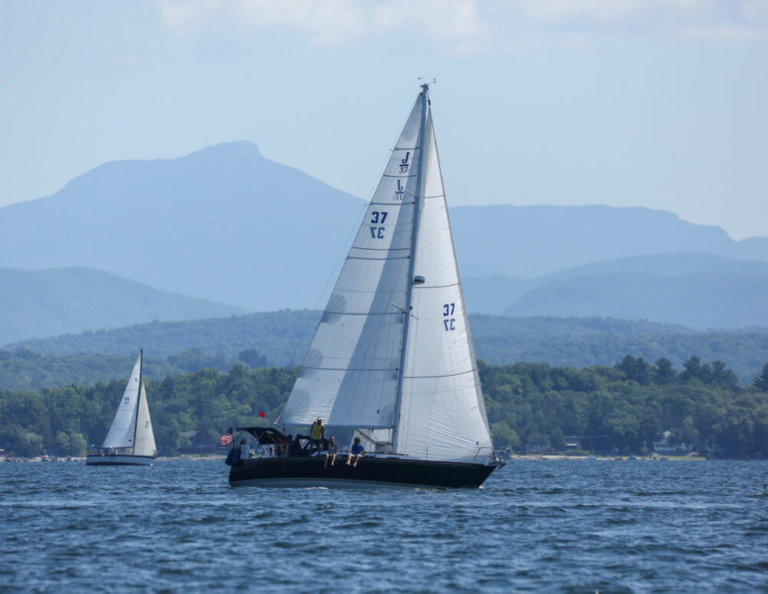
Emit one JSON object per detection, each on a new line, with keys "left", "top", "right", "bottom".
{"left": 654, "top": 358, "right": 676, "bottom": 384}
{"left": 754, "top": 363, "right": 768, "bottom": 392}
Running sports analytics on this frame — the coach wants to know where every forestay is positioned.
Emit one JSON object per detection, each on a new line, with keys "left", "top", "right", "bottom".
{"left": 102, "top": 354, "right": 142, "bottom": 449}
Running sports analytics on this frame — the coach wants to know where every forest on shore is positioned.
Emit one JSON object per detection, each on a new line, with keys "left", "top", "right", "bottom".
{"left": 2, "top": 356, "right": 767, "bottom": 459}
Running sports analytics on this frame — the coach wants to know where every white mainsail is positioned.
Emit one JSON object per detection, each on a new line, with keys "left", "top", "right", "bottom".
{"left": 102, "top": 354, "right": 142, "bottom": 449}
{"left": 279, "top": 85, "right": 493, "bottom": 462}
{"left": 280, "top": 98, "right": 423, "bottom": 428}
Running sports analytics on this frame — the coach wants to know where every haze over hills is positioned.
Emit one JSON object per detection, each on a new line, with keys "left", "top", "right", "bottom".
{"left": 5, "top": 311, "right": 767, "bottom": 387}
{"left": 451, "top": 205, "right": 767, "bottom": 279}
{"left": 463, "top": 253, "right": 768, "bottom": 329}
{"left": 1, "top": 141, "right": 766, "bottom": 315}
{"left": 0, "top": 267, "right": 243, "bottom": 345}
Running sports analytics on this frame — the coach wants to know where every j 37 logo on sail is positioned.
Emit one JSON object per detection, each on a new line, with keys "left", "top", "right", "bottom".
{"left": 399, "top": 152, "right": 410, "bottom": 173}
{"left": 394, "top": 180, "right": 405, "bottom": 201}
{"left": 370, "top": 211, "right": 388, "bottom": 239}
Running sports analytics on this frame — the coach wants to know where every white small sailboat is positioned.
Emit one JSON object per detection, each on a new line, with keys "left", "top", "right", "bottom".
{"left": 86, "top": 349, "right": 157, "bottom": 466}
{"left": 230, "top": 84, "right": 502, "bottom": 488}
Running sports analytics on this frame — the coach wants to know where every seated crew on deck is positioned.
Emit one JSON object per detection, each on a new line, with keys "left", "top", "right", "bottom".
{"left": 239, "top": 439, "right": 250, "bottom": 461}
{"left": 309, "top": 418, "right": 325, "bottom": 451}
{"left": 275, "top": 435, "right": 287, "bottom": 457}
{"left": 346, "top": 437, "right": 364, "bottom": 467}
{"left": 324, "top": 437, "right": 338, "bottom": 468}
{"left": 288, "top": 434, "right": 304, "bottom": 457}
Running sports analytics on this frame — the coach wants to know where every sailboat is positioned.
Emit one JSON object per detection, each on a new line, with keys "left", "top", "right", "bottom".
{"left": 86, "top": 350, "right": 157, "bottom": 466}
{"left": 230, "top": 84, "right": 502, "bottom": 488}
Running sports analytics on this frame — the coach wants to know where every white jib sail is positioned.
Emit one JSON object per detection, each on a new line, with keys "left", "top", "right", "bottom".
{"left": 279, "top": 96, "right": 425, "bottom": 428}
{"left": 132, "top": 382, "right": 157, "bottom": 457}
{"left": 394, "top": 109, "right": 494, "bottom": 462}
{"left": 101, "top": 354, "right": 142, "bottom": 449}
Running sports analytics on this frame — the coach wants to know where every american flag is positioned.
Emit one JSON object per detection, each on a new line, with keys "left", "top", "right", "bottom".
{"left": 219, "top": 432, "right": 233, "bottom": 447}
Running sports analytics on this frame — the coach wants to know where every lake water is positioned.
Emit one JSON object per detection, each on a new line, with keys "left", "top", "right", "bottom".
{"left": 1, "top": 459, "right": 767, "bottom": 592}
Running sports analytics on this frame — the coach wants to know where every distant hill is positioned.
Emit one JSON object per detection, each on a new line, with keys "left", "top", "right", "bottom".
{"left": 501, "top": 253, "right": 768, "bottom": 329}
{"left": 0, "top": 267, "right": 243, "bottom": 345}
{"left": 0, "top": 142, "right": 363, "bottom": 311}
{"left": 450, "top": 205, "right": 767, "bottom": 279}
{"left": 1, "top": 142, "right": 765, "bottom": 313}
{"left": 6, "top": 311, "right": 767, "bottom": 386}
{"left": 5, "top": 310, "right": 319, "bottom": 366}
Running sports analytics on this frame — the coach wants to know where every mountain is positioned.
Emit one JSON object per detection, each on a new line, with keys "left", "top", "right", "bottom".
{"left": 0, "top": 142, "right": 363, "bottom": 311}
{"left": 0, "top": 267, "right": 243, "bottom": 345}
{"left": 501, "top": 253, "right": 768, "bottom": 329}
{"left": 1, "top": 142, "right": 766, "bottom": 313}
{"left": 6, "top": 311, "right": 767, "bottom": 385}
{"left": 450, "top": 205, "right": 766, "bottom": 278}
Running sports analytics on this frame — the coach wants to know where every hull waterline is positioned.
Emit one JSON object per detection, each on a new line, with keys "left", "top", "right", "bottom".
{"left": 229, "top": 456, "right": 499, "bottom": 488}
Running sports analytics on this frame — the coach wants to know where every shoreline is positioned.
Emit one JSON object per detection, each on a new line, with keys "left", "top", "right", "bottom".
{"left": 1, "top": 453, "right": 714, "bottom": 463}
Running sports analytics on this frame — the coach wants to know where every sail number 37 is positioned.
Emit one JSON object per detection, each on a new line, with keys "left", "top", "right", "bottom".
{"left": 443, "top": 303, "right": 456, "bottom": 331}
{"left": 370, "top": 211, "right": 388, "bottom": 239}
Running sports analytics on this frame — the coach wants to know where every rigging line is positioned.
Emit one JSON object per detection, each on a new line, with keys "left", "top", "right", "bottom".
{"left": 323, "top": 311, "right": 401, "bottom": 316}
{"left": 403, "top": 367, "right": 478, "bottom": 380}
{"left": 347, "top": 255, "right": 410, "bottom": 261}
{"left": 301, "top": 366, "right": 396, "bottom": 372}
{"left": 350, "top": 245, "right": 410, "bottom": 251}
{"left": 368, "top": 200, "right": 416, "bottom": 206}
{"left": 312, "top": 201, "right": 368, "bottom": 311}
{"left": 412, "top": 282, "right": 460, "bottom": 290}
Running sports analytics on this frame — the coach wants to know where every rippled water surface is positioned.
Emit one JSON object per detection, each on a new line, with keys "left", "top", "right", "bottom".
{"left": 1, "top": 459, "right": 767, "bottom": 592}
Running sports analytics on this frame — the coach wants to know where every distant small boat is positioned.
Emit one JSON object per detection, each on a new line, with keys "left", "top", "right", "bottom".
{"left": 86, "top": 350, "right": 157, "bottom": 466}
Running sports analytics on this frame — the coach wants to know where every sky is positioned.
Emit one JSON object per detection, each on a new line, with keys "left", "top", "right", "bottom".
{"left": 1, "top": 0, "right": 766, "bottom": 240}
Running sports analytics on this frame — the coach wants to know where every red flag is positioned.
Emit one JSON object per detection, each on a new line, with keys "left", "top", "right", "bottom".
{"left": 258, "top": 412, "right": 265, "bottom": 418}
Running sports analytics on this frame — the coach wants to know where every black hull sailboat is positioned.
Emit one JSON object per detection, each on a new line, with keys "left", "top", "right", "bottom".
{"left": 230, "top": 456, "right": 496, "bottom": 489}
{"left": 228, "top": 84, "right": 502, "bottom": 488}
{"left": 228, "top": 427, "right": 500, "bottom": 488}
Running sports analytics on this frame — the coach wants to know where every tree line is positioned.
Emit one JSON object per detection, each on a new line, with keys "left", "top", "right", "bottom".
{"left": 1, "top": 357, "right": 767, "bottom": 458}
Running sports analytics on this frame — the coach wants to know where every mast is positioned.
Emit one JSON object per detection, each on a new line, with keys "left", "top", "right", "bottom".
{"left": 131, "top": 348, "right": 143, "bottom": 454}
{"left": 391, "top": 83, "right": 430, "bottom": 452}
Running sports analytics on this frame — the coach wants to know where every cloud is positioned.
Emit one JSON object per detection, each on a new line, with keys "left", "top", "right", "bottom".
{"left": 151, "top": 0, "right": 768, "bottom": 51}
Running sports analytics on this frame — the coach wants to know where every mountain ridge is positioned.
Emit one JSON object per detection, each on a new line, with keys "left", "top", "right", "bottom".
{"left": 1, "top": 141, "right": 765, "bottom": 313}
{"left": 4, "top": 310, "right": 767, "bottom": 388}
{"left": 0, "top": 267, "right": 243, "bottom": 345}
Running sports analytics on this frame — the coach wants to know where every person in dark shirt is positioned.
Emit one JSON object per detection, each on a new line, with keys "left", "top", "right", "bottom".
{"left": 324, "top": 436, "right": 338, "bottom": 468}
{"left": 346, "top": 436, "right": 364, "bottom": 467}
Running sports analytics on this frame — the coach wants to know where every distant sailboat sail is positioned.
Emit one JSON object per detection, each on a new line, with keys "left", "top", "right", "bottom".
{"left": 87, "top": 350, "right": 157, "bottom": 465}
{"left": 132, "top": 382, "right": 157, "bottom": 457}
{"left": 277, "top": 85, "right": 493, "bottom": 464}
